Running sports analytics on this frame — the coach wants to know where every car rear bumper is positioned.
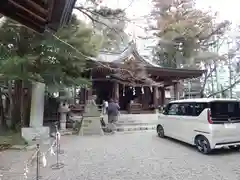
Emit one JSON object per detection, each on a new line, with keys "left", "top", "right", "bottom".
{"left": 214, "top": 141, "right": 240, "bottom": 149}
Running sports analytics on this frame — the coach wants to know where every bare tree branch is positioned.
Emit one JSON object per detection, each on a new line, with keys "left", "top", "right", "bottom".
{"left": 74, "top": 6, "right": 124, "bottom": 41}
{"left": 199, "top": 64, "right": 217, "bottom": 97}
{"left": 207, "top": 79, "right": 240, "bottom": 98}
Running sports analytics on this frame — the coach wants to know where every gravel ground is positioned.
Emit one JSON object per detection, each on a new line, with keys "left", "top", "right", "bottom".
{"left": 1, "top": 131, "right": 240, "bottom": 180}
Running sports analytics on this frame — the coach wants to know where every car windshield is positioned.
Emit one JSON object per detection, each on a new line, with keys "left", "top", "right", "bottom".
{"left": 210, "top": 101, "right": 240, "bottom": 119}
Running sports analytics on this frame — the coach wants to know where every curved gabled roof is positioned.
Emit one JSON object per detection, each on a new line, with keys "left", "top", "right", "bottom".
{"left": 97, "top": 42, "right": 158, "bottom": 66}
{"left": 93, "top": 42, "right": 205, "bottom": 83}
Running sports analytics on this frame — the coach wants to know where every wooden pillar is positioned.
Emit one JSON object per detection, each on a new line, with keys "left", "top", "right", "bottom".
{"left": 160, "top": 88, "right": 165, "bottom": 106}
{"left": 79, "top": 87, "right": 85, "bottom": 104}
{"left": 173, "top": 82, "right": 179, "bottom": 100}
{"left": 135, "top": 87, "right": 141, "bottom": 102}
{"left": 86, "top": 88, "right": 92, "bottom": 101}
{"left": 153, "top": 86, "right": 158, "bottom": 108}
{"left": 142, "top": 87, "right": 149, "bottom": 109}
{"left": 157, "top": 87, "right": 162, "bottom": 105}
{"left": 112, "top": 82, "right": 119, "bottom": 101}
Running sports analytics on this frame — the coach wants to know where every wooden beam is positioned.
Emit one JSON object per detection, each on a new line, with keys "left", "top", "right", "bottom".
{"left": 24, "top": 0, "right": 48, "bottom": 16}
{"left": 8, "top": 0, "right": 47, "bottom": 22}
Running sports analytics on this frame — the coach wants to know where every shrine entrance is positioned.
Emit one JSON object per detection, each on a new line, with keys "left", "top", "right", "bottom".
{"left": 92, "top": 80, "right": 159, "bottom": 113}
{"left": 92, "top": 81, "right": 113, "bottom": 105}
{"left": 118, "top": 85, "right": 154, "bottom": 112}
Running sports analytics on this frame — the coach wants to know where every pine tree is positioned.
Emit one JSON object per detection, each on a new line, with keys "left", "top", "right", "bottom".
{"left": 0, "top": 15, "right": 101, "bottom": 129}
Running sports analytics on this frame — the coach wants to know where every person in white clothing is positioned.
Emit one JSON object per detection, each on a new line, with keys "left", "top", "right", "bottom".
{"left": 103, "top": 100, "right": 108, "bottom": 114}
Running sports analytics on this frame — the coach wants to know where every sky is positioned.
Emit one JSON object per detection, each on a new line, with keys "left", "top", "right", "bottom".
{"left": 98, "top": 0, "right": 240, "bottom": 29}
{"left": 92, "top": 0, "right": 240, "bottom": 56}
{"left": 196, "top": 0, "right": 240, "bottom": 24}
{"left": 75, "top": 0, "right": 240, "bottom": 56}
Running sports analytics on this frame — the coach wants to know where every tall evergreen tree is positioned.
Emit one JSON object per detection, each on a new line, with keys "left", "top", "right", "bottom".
{"left": 151, "top": 0, "right": 230, "bottom": 68}
{"left": 0, "top": 15, "right": 101, "bottom": 129}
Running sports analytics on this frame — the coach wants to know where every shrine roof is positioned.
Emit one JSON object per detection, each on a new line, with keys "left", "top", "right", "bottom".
{"left": 97, "top": 42, "right": 159, "bottom": 67}
{"left": 0, "top": 0, "right": 77, "bottom": 33}
{"left": 93, "top": 42, "right": 205, "bottom": 79}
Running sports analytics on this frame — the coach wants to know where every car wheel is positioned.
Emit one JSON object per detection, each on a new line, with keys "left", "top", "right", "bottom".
{"left": 195, "top": 136, "right": 212, "bottom": 154}
{"left": 157, "top": 125, "right": 165, "bottom": 138}
{"left": 229, "top": 145, "right": 240, "bottom": 151}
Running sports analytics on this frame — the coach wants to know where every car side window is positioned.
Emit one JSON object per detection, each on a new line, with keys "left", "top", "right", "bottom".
{"left": 194, "top": 103, "right": 208, "bottom": 116}
{"left": 165, "top": 102, "right": 208, "bottom": 116}
{"left": 178, "top": 103, "right": 195, "bottom": 116}
{"left": 166, "top": 103, "right": 196, "bottom": 116}
{"left": 167, "top": 103, "right": 179, "bottom": 115}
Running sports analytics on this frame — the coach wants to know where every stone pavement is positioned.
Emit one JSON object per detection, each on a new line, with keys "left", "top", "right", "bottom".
{"left": 1, "top": 131, "right": 240, "bottom": 180}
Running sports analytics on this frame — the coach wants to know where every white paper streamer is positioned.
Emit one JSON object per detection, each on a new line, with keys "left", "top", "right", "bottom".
{"left": 42, "top": 153, "right": 47, "bottom": 167}
{"left": 50, "top": 147, "right": 55, "bottom": 156}
{"left": 24, "top": 172, "right": 27, "bottom": 179}
{"left": 150, "top": 86, "right": 153, "bottom": 92}
{"left": 24, "top": 165, "right": 29, "bottom": 179}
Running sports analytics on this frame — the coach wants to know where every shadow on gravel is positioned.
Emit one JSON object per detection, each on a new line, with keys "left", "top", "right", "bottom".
{"left": 155, "top": 135, "right": 240, "bottom": 156}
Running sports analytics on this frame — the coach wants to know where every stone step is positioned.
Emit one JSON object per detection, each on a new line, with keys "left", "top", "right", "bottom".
{"left": 116, "top": 122, "right": 157, "bottom": 126}
{"left": 115, "top": 125, "right": 156, "bottom": 132}
{"left": 102, "top": 125, "right": 157, "bottom": 132}
{"left": 50, "top": 129, "right": 74, "bottom": 137}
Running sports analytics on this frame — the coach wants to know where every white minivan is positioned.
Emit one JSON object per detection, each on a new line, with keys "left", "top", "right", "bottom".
{"left": 157, "top": 98, "right": 240, "bottom": 154}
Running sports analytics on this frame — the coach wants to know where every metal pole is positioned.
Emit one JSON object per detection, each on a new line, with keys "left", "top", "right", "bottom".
{"left": 215, "top": 38, "right": 220, "bottom": 95}
{"left": 51, "top": 123, "right": 64, "bottom": 170}
{"left": 188, "top": 81, "right": 191, "bottom": 99}
{"left": 55, "top": 124, "right": 64, "bottom": 154}
{"left": 51, "top": 131, "right": 64, "bottom": 170}
{"left": 228, "top": 40, "right": 233, "bottom": 98}
{"left": 56, "top": 134, "right": 59, "bottom": 167}
{"left": 36, "top": 144, "right": 40, "bottom": 180}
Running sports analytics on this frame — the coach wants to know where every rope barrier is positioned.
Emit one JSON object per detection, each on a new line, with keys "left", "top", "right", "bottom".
{"left": 23, "top": 137, "right": 58, "bottom": 179}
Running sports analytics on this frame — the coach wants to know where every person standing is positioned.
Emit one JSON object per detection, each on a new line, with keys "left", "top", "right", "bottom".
{"left": 102, "top": 100, "right": 108, "bottom": 115}
{"left": 107, "top": 99, "right": 120, "bottom": 133}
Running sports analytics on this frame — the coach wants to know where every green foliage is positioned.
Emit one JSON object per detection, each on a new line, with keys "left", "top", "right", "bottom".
{"left": 151, "top": 0, "right": 230, "bottom": 68}
{"left": 93, "top": 7, "right": 124, "bottom": 17}
{"left": 0, "top": 15, "right": 101, "bottom": 87}
{"left": 92, "top": 7, "right": 129, "bottom": 52}
{"left": 0, "top": 131, "right": 27, "bottom": 148}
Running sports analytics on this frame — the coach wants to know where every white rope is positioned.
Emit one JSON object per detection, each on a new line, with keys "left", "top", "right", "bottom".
{"left": 22, "top": 139, "right": 57, "bottom": 179}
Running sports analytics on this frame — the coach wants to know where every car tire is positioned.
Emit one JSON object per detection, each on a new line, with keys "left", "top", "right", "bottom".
{"left": 157, "top": 125, "right": 165, "bottom": 138}
{"left": 229, "top": 145, "right": 240, "bottom": 151}
{"left": 195, "top": 135, "right": 212, "bottom": 154}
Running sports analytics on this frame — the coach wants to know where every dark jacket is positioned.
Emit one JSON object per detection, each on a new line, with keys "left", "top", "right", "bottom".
{"left": 107, "top": 102, "right": 120, "bottom": 116}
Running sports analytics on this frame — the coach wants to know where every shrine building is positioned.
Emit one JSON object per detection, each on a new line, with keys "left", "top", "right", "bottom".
{"left": 77, "top": 43, "right": 205, "bottom": 114}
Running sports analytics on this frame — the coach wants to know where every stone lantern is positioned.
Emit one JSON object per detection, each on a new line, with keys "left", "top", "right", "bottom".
{"left": 58, "top": 102, "right": 70, "bottom": 130}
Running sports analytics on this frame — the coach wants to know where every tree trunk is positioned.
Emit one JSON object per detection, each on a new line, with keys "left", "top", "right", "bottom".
{"left": 200, "top": 64, "right": 217, "bottom": 97}
{"left": 0, "top": 88, "right": 7, "bottom": 129}
{"left": 11, "top": 80, "right": 23, "bottom": 130}
{"left": 7, "top": 80, "right": 13, "bottom": 127}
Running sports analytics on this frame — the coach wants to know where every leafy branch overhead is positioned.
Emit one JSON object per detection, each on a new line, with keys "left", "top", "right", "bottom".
{"left": 0, "top": 15, "right": 102, "bottom": 87}
{"left": 75, "top": 5, "right": 129, "bottom": 52}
